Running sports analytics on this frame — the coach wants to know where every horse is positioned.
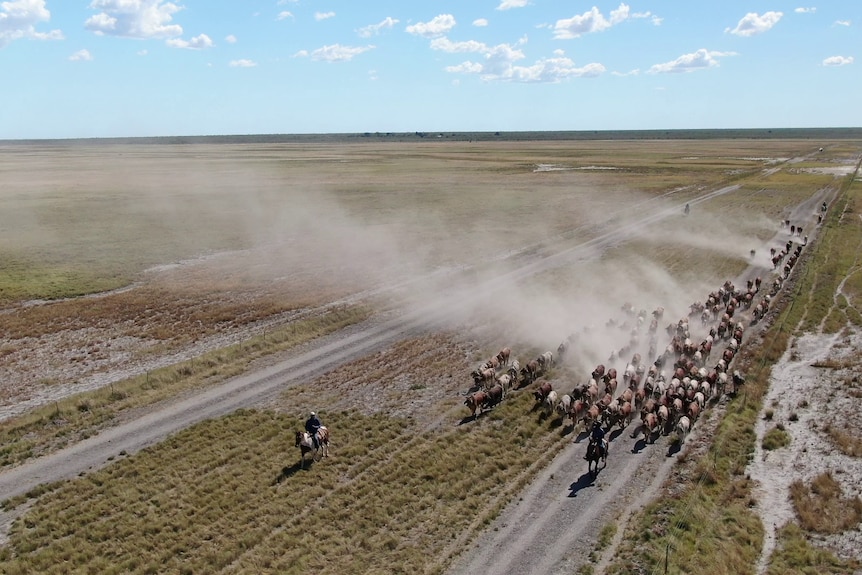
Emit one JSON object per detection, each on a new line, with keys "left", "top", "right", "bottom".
{"left": 586, "top": 438, "right": 607, "bottom": 476}
{"left": 295, "top": 427, "right": 330, "bottom": 469}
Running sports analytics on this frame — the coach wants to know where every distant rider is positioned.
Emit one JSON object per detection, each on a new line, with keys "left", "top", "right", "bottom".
{"left": 305, "top": 411, "right": 322, "bottom": 449}
{"left": 587, "top": 420, "right": 607, "bottom": 460}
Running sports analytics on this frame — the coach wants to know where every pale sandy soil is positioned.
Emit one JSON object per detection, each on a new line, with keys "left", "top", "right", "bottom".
{"left": 750, "top": 328, "right": 862, "bottom": 573}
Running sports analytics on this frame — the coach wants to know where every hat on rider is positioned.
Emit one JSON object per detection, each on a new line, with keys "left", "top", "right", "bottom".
{"left": 310, "top": 411, "right": 316, "bottom": 417}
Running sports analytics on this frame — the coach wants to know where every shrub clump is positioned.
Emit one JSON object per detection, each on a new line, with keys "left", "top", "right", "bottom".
{"left": 762, "top": 426, "right": 791, "bottom": 450}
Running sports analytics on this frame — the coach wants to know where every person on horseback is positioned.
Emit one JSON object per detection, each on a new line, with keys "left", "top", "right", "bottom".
{"left": 305, "top": 411, "right": 322, "bottom": 450}
{"left": 586, "top": 420, "right": 608, "bottom": 460}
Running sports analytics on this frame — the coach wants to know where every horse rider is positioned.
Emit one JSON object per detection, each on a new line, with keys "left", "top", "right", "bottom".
{"left": 586, "top": 420, "right": 608, "bottom": 460}
{"left": 684, "top": 203, "right": 690, "bottom": 215}
{"left": 305, "top": 411, "right": 322, "bottom": 449}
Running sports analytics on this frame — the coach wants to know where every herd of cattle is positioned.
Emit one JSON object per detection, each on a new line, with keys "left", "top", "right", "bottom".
{"left": 462, "top": 217, "right": 813, "bottom": 451}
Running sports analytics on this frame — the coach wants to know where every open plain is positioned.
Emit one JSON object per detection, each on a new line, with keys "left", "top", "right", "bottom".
{"left": 0, "top": 136, "right": 861, "bottom": 574}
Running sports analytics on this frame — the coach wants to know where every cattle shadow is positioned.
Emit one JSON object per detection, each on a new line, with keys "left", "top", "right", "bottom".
{"left": 273, "top": 462, "right": 305, "bottom": 484}
{"left": 666, "top": 442, "right": 682, "bottom": 457}
{"left": 631, "top": 437, "right": 647, "bottom": 454}
{"left": 458, "top": 414, "right": 478, "bottom": 426}
{"left": 568, "top": 472, "right": 597, "bottom": 496}
{"left": 608, "top": 428, "right": 625, "bottom": 442}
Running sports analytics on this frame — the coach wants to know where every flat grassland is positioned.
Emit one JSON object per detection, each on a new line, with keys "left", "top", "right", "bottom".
{"left": 0, "top": 137, "right": 860, "bottom": 574}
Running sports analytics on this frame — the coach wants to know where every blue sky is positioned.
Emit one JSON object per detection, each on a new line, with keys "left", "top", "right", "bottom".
{"left": 1, "top": 1, "right": 859, "bottom": 139}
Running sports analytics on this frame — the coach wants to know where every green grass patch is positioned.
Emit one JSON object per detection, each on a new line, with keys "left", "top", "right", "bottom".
{"left": 762, "top": 425, "right": 791, "bottom": 450}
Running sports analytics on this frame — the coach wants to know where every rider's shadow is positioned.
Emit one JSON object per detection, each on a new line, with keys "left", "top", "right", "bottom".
{"left": 568, "top": 472, "right": 597, "bottom": 497}
{"left": 272, "top": 463, "right": 304, "bottom": 484}
{"left": 572, "top": 429, "right": 589, "bottom": 443}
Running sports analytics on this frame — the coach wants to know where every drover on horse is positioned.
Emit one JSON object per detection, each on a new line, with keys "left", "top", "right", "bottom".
{"left": 305, "top": 411, "right": 322, "bottom": 449}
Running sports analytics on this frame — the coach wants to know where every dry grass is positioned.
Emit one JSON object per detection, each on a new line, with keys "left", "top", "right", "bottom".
{"left": 2, "top": 138, "right": 861, "bottom": 574}
{"left": 0, "top": 394, "right": 570, "bottom": 574}
{"left": 789, "top": 472, "right": 862, "bottom": 534}
{"left": 824, "top": 425, "right": 862, "bottom": 457}
{"left": 766, "top": 523, "right": 861, "bottom": 575}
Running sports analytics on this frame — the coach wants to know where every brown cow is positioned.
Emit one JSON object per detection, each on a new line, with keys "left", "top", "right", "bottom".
{"left": 521, "top": 360, "right": 540, "bottom": 385}
{"left": 583, "top": 404, "right": 601, "bottom": 431}
{"left": 641, "top": 412, "right": 658, "bottom": 443}
{"left": 618, "top": 401, "right": 633, "bottom": 429}
{"left": 591, "top": 364, "right": 606, "bottom": 381}
{"left": 687, "top": 401, "right": 701, "bottom": 421}
{"left": 533, "top": 381, "right": 553, "bottom": 402}
{"left": 569, "top": 398, "right": 586, "bottom": 429}
{"left": 483, "top": 384, "right": 504, "bottom": 410}
{"left": 471, "top": 367, "right": 496, "bottom": 389}
{"left": 464, "top": 390, "right": 488, "bottom": 417}
{"left": 604, "top": 377, "right": 618, "bottom": 397}
{"left": 496, "top": 347, "right": 511, "bottom": 366}
{"left": 481, "top": 356, "right": 500, "bottom": 372}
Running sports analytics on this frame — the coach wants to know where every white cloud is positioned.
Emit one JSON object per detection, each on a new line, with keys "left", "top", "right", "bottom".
{"left": 473, "top": 18, "right": 488, "bottom": 27}
{"left": 496, "top": 0, "right": 528, "bottom": 10}
{"left": 229, "top": 59, "right": 257, "bottom": 67}
{"left": 225, "top": 34, "right": 236, "bottom": 43}
{"left": 308, "top": 43, "right": 374, "bottom": 62}
{"left": 430, "top": 37, "right": 488, "bottom": 53}
{"left": 610, "top": 3, "right": 629, "bottom": 24}
{"left": 166, "top": 33, "right": 213, "bottom": 50}
{"left": 357, "top": 16, "right": 398, "bottom": 38}
{"left": 553, "top": 3, "right": 632, "bottom": 39}
{"left": 314, "top": 11, "right": 335, "bottom": 21}
{"left": 293, "top": 49, "right": 308, "bottom": 58}
{"left": 834, "top": 20, "right": 850, "bottom": 26}
{"left": 726, "top": 11, "right": 783, "bottom": 37}
{"left": 85, "top": 0, "right": 184, "bottom": 39}
{"left": 406, "top": 14, "right": 456, "bottom": 38}
{"left": 68, "top": 49, "right": 93, "bottom": 61}
{"left": 648, "top": 48, "right": 736, "bottom": 74}
{"left": 137, "top": 49, "right": 147, "bottom": 55}
{"left": 822, "top": 55, "right": 853, "bottom": 66}
{"left": 611, "top": 68, "right": 640, "bottom": 76}
{"left": 794, "top": 7, "right": 816, "bottom": 14}
{"left": 630, "top": 10, "right": 662, "bottom": 26}
{"left": 446, "top": 61, "right": 483, "bottom": 74}
{"left": 441, "top": 39, "right": 604, "bottom": 83}
{"left": 276, "top": 11, "right": 293, "bottom": 21}
{"left": 0, "top": 0, "right": 64, "bottom": 48}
